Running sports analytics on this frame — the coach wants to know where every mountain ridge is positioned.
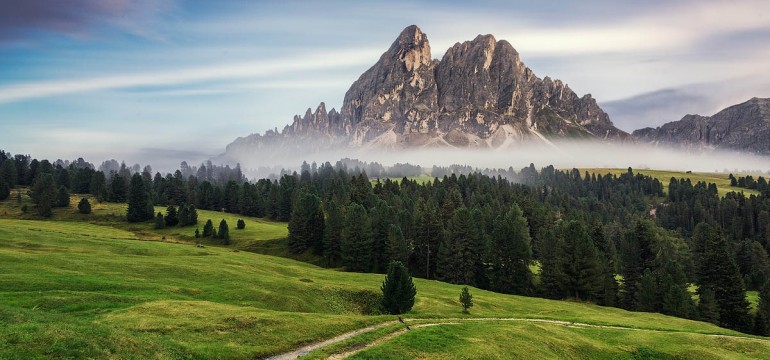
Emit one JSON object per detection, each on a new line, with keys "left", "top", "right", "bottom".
{"left": 222, "top": 25, "right": 629, "bottom": 162}
{"left": 632, "top": 97, "right": 770, "bottom": 155}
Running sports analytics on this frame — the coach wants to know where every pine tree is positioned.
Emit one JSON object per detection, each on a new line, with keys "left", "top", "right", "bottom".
{"left": 538, "top": 227, "right": 566, "bottom": 299}
{"left": 127, "top": 173, "right": 153, "bottom": 222}
{"left": 380, "top": 261, "right": 417, "bottom": 315}
{"left": 55, "top": 186, "right": 70, "bottom": 208}
{"left": 323, "top": 199, "right": 344, "bottom": 267}
{"left": 77, "top": 198, "right": 91, "bottom": 214}
{"left": 0, "top": 179, "right": 9, "bottom": 201}
{"left": 287, "top": 192, "right": 324, "bottom": 254}
{"left": 621, "top": 221, "right": 658, "bottom": 309}
{"left": 236, "top": 219, "right": 246, "bottom": 229}
{"left": 30, "top": 173, "right": 57, "bottom": 217}
{"left": 488, "top": 204, "right": 532, "bottom": 295}
{"left": 341, "top": 203, "right": 373, "bottom": 272}
{"left": 202, "top": 219, "right": 214, "bottom": 237}
{"left": 165, "top": 205, "right": 179, "bottom": 226}
{"left": 412, "top": 199, "right": 443, "bottom": 279}
{"left": 0, "top": 159, "right": 17, "bottom": 187}
{"left": 219, "top": 219, "right": 230, "bottom": 245}
{"left": 194, "top": 227, "right": 200, "bottom": 238}
{"left": 437, "top": 207, "right": 483, "bottom": 286}
{"left": 637, "top": 268, "right": 660, "bottom": 312}
{"left": 697, "top": 288, "right": 720, "bottom": 324}
{"left": 459, "top": 286, "right": 474, "bottom": 314}
{"left": 755, "top": 282, "right": 770, "bottom": 336}
{"left": 109, "top": 173, "right": 128, "bottom": 203}
{"left": 387, "top": 224, "right": 411, "bottom": 265}
{"left": 370, "top": 199, "right": 396, "bottom": 273}
{"left": 696, "top": 223, "right": 751, "bottom": 332}
{"left": 154, "top": 212, "right": 165, "bottom": 229}
{"left": 561, "top": 221, "right": 602, "bottom": 301}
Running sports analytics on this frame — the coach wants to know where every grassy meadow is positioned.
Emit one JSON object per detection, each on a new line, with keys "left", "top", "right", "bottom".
{"left": 1, "top": 173, "right": 769, "bottom": 358}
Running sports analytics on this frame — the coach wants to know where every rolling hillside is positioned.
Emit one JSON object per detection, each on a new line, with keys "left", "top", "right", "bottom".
{"left": 1, "top": 190, "right": 769, "bottom": 359}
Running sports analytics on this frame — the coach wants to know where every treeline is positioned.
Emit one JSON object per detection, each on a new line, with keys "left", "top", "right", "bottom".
{"left": 730, "top": 173, "right": 770, "bottom": 192}
{"left": 3, "top": 148, "right": 770, "bottom": 334}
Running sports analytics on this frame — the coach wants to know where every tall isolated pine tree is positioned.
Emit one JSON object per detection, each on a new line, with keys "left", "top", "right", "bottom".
{"left": 218, "top": 219, "right": 230, "bottom": 244}
{"left": 380, "top": 260, "right": 417, "bottom": 315}
{"left": 126, "top": 174, "right": 153, "bottom": 222}
{"left": 488, "top": 204, "right": 532, "bottom": 295}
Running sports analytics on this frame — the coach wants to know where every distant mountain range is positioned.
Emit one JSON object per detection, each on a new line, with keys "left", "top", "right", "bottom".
{"left": 633, "top": 97, "right": 770, "bottom": 155}
{"left": 220, "top": 25, "right": 629, "bottom": 163}
{"left": 220, "top": 25, "right": 769, "bottom": 164}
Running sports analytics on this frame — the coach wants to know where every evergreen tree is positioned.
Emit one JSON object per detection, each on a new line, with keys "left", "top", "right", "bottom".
{"left": 0, "top": 179, "right": 9, "bottom": 201}
{"left": 538, "top": 227, "right": 566, "bottom": 299}
{"left": 370, "top": 199, "right": 396, "bottom": 273}
{"left": 697, "top": 288, "right": 720, "bottom": 324}
{"left": 696, "top": 223, "right": 751, "bottom": 332}
{"left": 77, "top": 198, "right": 91, "bottom": 214}
{"left": 488, "top": 204, "right": 532, "bottom": 295}
{"left": 323, "top": 199, "right": 344, "bottom": 267}
{"left": 412, "top": 199, "right": 443, "bottom": 279}
{"left": 90, "top": 171, "right": 107, "bottom": 201}
{"left": 637, "top": 268, "right": 660, "bottom": 312}
{"left": 287, "top": 193, "right": 324, "bottom": 254}
{"left": 178, "top": 204, "right": 190, "bottom": 226}
{"left": 380, "top": 260, "right": 417, "bottom": 315}
{"left": 561, "top": 221, "right": 602, "bottom": 301}
{"left": 0, "top": 159, "right": 17, "bottom": 187}
{"left": 218, "top": 219, "right": 230, "bottom": 244}
{"left": 341, "top": 203, "right": 373, "bottom": 272}
{"left": 55, "top": 186, "right": 70, "bottom": 208}
{"left": 621, "top": 221, "right": 658, "bottom": 309}
{"left": 195, "top": 227, "right": 200, "bottom": 238}
{"left": 30, "top": 173, "right": 57, "bottom": 217}
{"left": 236, "top": 219, "right": 246, "bottom": 229}
{"left": 202, "top": 219, "right": 214, "bottom": 237}
{"left": 459, "top": 286, "right": 474, "bottom": 314}
{"left": 154, "top": 212, "right": 165, "bottom": 229}
{"left": 387, "top": 224, "right": 411, "bottom": 265}
{"left": 109, "top": 173, "right": 128, "bottom": 203}
{"left": 127, "top": 174, "right": 153, "bottom": 222}
{"left": 754, "top": 282, "right": 770, "bottom": 336}
{"left": 165, "top": 205, "right": 179, "bottom": 227}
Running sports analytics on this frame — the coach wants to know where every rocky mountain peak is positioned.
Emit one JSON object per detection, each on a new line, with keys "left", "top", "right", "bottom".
{"left": 389, "top": 25, "right": 432, "bottom": 72}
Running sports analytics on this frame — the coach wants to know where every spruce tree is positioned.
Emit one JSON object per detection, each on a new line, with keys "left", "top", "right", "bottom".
{"left": 323, "top": 199, "right": 344, "bottom": 267}
{"left": 218, "top": 219, "right": 230, "bottom": 244}
{"left": 412, "top": 199, "right": 443, "bottom": 279}
{"left": 754, "top": 282, "right": 770, "bottom": 336}
{"left": 154, "top": 212, "right": 165, "bottom": 229}
{"left": 0, "top": 179, "right": 9, "bottom": 201}
{"left": 109, "top": 173, "right": 128, "bottom": 203}
{"left": 696, "top": 223, "right": 751, "bottom": 332}
{"left": 287, "top": 192, "right": 324, "bottom": 254}
{"left": 561, "top": 221, "right": 602, "bottom": 301}
{"left": 341, "top": 203, "right": 373, "bottom": 272}
{"left": 637, "top": 269, "right": 660, "bottom": 312}
{"left": 202, "top": 219, "right": 214, "bottom": 237}
{"left": 370, "top": 199, "right": 396, "bottom": 273}
{"left": 387, "top": 224, "right": 411, "bottom": 265}
{"left": 127, "top": 174, "right": 153, "bottom": 222}
{"left": 538, "top": 227, "right": 566, "bottom": 299}
{"left": 165, "top": 205, "right": 179, "bottom": 227}
{"left": 488, "top": 204, "right": 532, "bottom": 295}
{"left": 697, "top": 288, "right": 720, "bottom": 324}
{"left": 55, "top": 186, "right": 70, "bottom": 208}
{"left": 460, "top": 286, "right": 474, "bottom": 314}
{"left": 380, "top": 261, "right": 417, "bottom": 315}
{"left": 0, "top": 159, "right": 17, "bottom": 187}
{"left": 30, "top": 173, "right": 57, "bottom": 217}
{"left": 77, "top": 198, "right": 91, "bottom": 214}
{"left": 236, "top": 219, "right": 246, "bottom": 229}
{"left": 437, "top": 207, "right": 484, "bottom": 286}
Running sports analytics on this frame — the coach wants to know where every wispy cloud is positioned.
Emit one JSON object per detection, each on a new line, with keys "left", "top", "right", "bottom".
{"left": 0, "top": 48, "right": 380, "bottom": 103}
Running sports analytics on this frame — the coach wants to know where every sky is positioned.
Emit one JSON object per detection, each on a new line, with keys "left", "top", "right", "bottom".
{"left": 1, "top": 0, "right": 769, "bottom": 170}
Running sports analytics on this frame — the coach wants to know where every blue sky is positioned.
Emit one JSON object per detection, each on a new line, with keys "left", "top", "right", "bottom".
{"left": 1, "top": 0, "right": 769, "bottom": 170}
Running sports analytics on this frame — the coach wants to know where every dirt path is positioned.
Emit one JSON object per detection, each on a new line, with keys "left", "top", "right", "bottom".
{"left": 267, "top": 317, "right": 768, "bottom": 359}
{"left": 266, "top": 321, "right": 398, "bottom": 360}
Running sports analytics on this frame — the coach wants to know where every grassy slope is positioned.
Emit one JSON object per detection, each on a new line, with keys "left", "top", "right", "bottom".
{"left": 1, "top": 216, "right": 768, "bottom": 359}
{"left": 579, "top": 168, "right": 759, "bottom": 197}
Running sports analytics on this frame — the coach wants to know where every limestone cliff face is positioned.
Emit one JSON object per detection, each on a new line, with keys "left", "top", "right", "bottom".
{"left": 223, "top": 25, "right": 628, "bottom": 159}
{"left": 633, "top": 98, "right": 770, "bottom": 154}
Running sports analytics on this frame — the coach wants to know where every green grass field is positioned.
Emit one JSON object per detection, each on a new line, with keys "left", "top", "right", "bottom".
{"left": 1, "top": 176, "right": 769, "bottom": 358}
{"left": 579, "top": 168, "right": 760, "bottom": 197}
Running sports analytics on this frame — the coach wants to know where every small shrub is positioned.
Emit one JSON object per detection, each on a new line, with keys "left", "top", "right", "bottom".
{"left": 236, "top": 219, "right": 246, "bottom": 230}
{"left": 460, "top": 286, "right": 474, "bottom": 314}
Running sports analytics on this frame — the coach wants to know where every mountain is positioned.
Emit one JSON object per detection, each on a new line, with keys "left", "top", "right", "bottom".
{"left": 633, "top": 97, "right": 770, "bottom": 154}
{"left": 222, "top": 25, "right": 628, "bottom": 163}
